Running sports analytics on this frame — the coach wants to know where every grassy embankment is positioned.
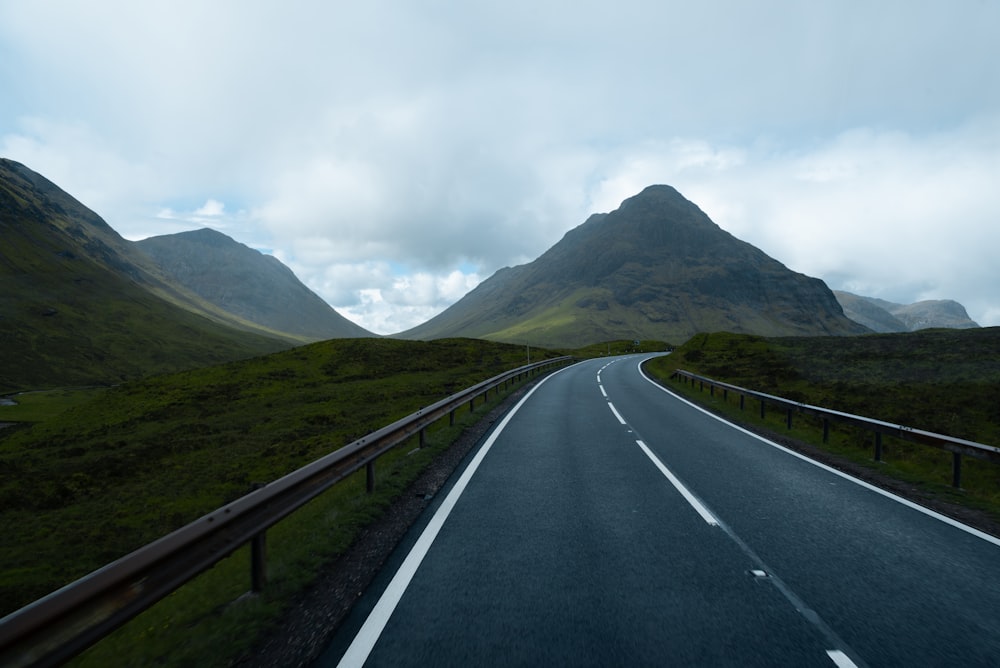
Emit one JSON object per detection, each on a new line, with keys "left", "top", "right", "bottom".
{"left": 644, "top": 328, "right": 1000, "bottom": 519}
{"left": 0, "top": 337, "right": 565, "bottom": 666}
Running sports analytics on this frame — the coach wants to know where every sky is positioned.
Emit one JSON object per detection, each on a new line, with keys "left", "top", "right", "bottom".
{"left": 2, "top": 0, "right": 998, "bottom": 333}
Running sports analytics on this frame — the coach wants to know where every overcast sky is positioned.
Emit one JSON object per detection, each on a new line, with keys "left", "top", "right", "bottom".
{"left": 2, "top": 1, "right": 998, "bottom": 333}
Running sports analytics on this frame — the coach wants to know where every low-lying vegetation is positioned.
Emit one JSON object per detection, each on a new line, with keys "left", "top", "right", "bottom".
{"left": 0, "top": 337, "right": 560, "bottom": 620}
{"left": 563, "top": 338, "right": 671, "bottom": 358}
{"left": 644, "top": 328, "right": 1000, "bottom": 520}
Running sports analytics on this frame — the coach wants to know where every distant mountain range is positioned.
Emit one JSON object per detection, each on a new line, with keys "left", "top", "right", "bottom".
{"left": 0, "top": 158, "right": 370, "bottom": 392}
{"left": 3, "top": 157, "right": 982, "bottom": 391}
{"left": 136, "top": 228, "right": 372, "bottom": 340}
{"left": 399, "top": 185, "right": 869, "bottom": 347}
{"left": 833, "top": 291, "right": 979, "bottom": 332}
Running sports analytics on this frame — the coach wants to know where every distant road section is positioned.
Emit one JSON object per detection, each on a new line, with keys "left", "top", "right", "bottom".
{"left": 318, "top": 355, "right": 1000, "bottom": 667}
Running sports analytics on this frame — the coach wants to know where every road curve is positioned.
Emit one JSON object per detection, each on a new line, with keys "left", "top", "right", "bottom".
{"left": 316, "top": 355, "right": 1000, "bottom": 667}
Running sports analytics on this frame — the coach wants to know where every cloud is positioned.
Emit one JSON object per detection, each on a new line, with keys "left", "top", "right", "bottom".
{"left": 587, "top": 119, "right": 1000, "bottom": 325}
{"left": 194, "top": 199, "right": 225, "bottom": 217}
{"left": 2, "top": 1, "right": 999, "bottom": 331}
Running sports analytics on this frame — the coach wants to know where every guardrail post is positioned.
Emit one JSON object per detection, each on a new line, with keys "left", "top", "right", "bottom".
{"left": 469, "top": 396, "right": 475, "bottom": 412}
{"left": 250, "top": 483, "right": 267, "bottom": 593}
{"left": 874, "top": 433, "right": 883, "bottom": 462}
{"left": 449, "top": 408, "right": 455, "bottom": 426}
{"left": 420, "top": 428, "right": 426, "bottom": 449}
{"left": 710, "top": 384, "right": 715, "bottom": 397}
{"left": 0, "top": 356, "right": 575, "bottom": 665}
{"left": 952, "top": 453, "right": 962, "bottom": 488}
{"left": 251, "top": 531, "right": 267, "bottom": 593}
{"left": 760, "top": 399, "right": 766, "bottom": 419}
{"left": 823, "top": 418, "right": 830, "bottom": 443}
{"left": 786, "top": 408, "right": 793, "bottom": 430}
{"left": 723, "top": 388, "right": 728, "bottom": 402}
{"left": 740, "top": 394, "right": 745, "bottom": 411}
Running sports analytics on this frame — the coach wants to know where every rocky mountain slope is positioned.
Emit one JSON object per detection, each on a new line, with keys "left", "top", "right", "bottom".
{"left": 834, "top": 291, "right": 979, "bottom": 332}
{"left": 0, "top": 158, "right": 292, "bottom": 392}
{"left": 398, "top": 185, "right": 868, "bottom": 347}
{"left": 136, "top": 228, "right": 373, "bottom": 341}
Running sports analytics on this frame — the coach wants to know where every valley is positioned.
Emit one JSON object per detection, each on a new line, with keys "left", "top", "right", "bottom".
{"left": 2, "top": 158, "right": 997, "bottom": 666}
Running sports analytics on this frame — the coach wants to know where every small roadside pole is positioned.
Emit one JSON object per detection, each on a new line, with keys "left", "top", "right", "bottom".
{"left": 250, "top": 483, "right": 267, "bottom": 592}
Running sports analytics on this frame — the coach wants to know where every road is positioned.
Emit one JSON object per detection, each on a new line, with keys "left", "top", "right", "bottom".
{"left": 317, "top": 355, "right": 1000, "bottom": 667}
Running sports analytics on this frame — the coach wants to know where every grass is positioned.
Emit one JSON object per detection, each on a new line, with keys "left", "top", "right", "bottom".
{"left": 643, "top": 329, "right": 1000, "bottom": 520}
{"left": 564, "top": 338, "right": 672, "bottom": 358}
{"left": 70, "top": 386, "right": 508, "bottom": 667}
{"left": 0, "top": 338, "right": 563, "bottom": 620}
{"left": 0, "top": 387, "right": 107, "bottom": 423}
{"left": 1, "top": 336, "right": 565, "bottom": 666}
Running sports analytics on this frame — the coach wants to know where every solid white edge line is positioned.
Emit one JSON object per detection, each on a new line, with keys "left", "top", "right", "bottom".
{"left": 608, "top": 401, "right": 627, "bottom": 425}
{"left": 636, "top": 359, "right": 1000, "bottom": 548}
{"left": 336, "top": 365, "right": 573, "bottom": 667}
{"left": 635, "top": 439, "right": 719, "bottom": 526}
{"left": 826, "top": 649, "right": 860, "bottom": 667}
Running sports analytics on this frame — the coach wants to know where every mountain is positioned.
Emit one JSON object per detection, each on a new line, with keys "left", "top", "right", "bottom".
{"left": 135, "top": 229, "right": 373, "bottom": 341}
{"left": 834, "top": 291, "right": 980, "bottom": 332}
{"left": 398, "top": 185, "right": 868, "bottom": 347}
{"left": 0, "top": 158, "right": 292, "bottom": 393}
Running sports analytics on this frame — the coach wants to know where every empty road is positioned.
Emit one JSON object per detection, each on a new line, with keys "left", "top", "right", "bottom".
{"left": 318, "top": 355, "right": 1000, "bottom": 667}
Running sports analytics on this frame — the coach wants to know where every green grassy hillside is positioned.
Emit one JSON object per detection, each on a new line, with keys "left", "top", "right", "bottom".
{"left": 1, "top": 159, "right": 294, "bottom": 393}
{"left": 0, "top": 337, "right": 558, "bottom": 616}
{"left": 645, "top": 328, "right": 1000, "bottom": 519}
{"left": 647, "top": 328, "right": 1000, "bottom": 444}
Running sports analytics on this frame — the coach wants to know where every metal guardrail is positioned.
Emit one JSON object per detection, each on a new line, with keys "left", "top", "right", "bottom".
{"left": 0, "top": 356, "right": 572, "bottom": 667}
{"left": 670, "top": 369, "right": 1000, "bottom": 488}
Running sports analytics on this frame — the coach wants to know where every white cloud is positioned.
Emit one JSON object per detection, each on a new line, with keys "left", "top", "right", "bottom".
{"left": 2, "top": 1, "right": 998, "bottom": 331}
{"left": 194, "top": 199, "right": 225, "bottom": 217}
{"left": 526, "top": 118, "right": 1000, "bottom": 328}
{"left": 292, "top": 265, "right": 481, "bottom": 335}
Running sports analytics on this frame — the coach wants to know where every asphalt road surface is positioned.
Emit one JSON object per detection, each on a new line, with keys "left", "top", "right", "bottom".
{"left": 317, "top": 355, "right": 1000, "bottom": 667}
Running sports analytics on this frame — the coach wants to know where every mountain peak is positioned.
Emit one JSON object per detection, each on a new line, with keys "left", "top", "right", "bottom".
{"left": 176, "top": 227, "right": 234, "bottom": 246}
{"left": 834, "top": 291, "right": 979, "bottom": 332}
{"left": 632, "top": 183, "right": 685, "bottom": 199}
{"left": 136, "top": 229, "right": 374, "bottom": 340}
{"left": 618, "top": 183, "right": 703, "bottom": 215}
{"left": 399, "top": 185, "right": 867, "bottom": 346}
